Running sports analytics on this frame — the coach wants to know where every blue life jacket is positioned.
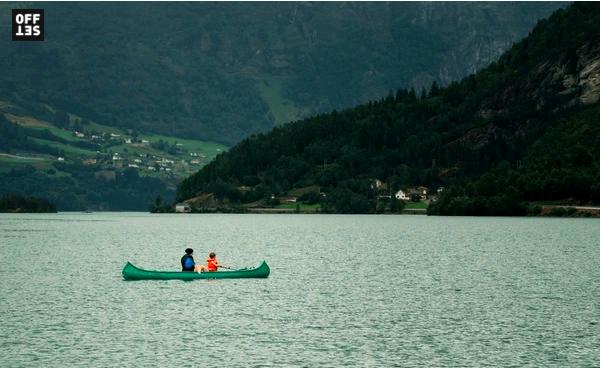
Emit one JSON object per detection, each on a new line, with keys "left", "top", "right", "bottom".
{"left": 181, "top": 254, "right": 195, "bottom": 271}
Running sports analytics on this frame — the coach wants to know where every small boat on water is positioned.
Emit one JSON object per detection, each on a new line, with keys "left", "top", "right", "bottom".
{"left": 122, "top": 260, "right": 270, "bottom": 280}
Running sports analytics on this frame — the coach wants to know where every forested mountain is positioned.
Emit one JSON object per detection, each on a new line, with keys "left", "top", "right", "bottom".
{"left": 0, "top": 2, "right": 563, "bottom": 145}
{"left": 177, "top": 3, "right": 600, "bottom": 215}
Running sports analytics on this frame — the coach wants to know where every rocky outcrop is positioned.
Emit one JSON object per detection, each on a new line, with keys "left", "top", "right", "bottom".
{"left": 541, "top": 40, "right": 600, "bottom": 107}
{"left": 577, "top": 43, "right": 600, "bottom": 105}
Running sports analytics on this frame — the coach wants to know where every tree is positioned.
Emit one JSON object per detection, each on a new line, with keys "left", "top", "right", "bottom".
{"left": 54, "top": 110, "right": 70, "bottom": 128}
{"left": 429, "top": 81, "right": 440, "bottom": 97}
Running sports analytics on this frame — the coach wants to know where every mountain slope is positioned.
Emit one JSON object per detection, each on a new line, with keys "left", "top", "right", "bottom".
{"left": 0, "top": 100, "right": 226, "bottom": 211}
{"left": 0, "top": 2, "right": 564, "bottom": 144}
{"left": 177, "top": 3, "right": 600, "bottom": 214}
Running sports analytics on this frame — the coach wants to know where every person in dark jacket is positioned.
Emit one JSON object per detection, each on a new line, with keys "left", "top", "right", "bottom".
{"left": 181, "top": 248, "right": 196, "bottom": 271}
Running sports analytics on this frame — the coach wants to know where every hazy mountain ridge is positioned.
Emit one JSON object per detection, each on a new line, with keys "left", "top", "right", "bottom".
{"left": 0, "top": 2, "right": 564, "bottom": 144}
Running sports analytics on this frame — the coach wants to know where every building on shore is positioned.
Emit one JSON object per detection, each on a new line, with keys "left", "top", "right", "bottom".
{"left": 175, "top": 203, "right": 191, "bottom": 213}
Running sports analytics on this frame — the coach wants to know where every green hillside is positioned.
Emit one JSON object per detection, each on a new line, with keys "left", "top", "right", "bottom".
{"left": 0, "top": 2, "right": 564, "bottom": 144}
{"left": 0, "top": 102, "right": 226, "bottom": 210}
{"left": 177, "top": 3, "right": 600, "bottom": 215}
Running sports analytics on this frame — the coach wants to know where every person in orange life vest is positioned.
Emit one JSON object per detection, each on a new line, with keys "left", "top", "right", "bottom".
{"left": 206, "top": 252, "right": 222, "bottom": 272}
{"left": 195, "top": 252, "right": 224, "bottom": 272}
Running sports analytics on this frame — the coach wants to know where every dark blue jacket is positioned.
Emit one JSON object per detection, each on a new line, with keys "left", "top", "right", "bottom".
{"left": 181, "top": 254, "right": 195, "bottom": 271}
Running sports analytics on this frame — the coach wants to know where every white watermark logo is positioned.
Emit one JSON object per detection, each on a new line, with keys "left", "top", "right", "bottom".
{"left": 12, "top": 9, "right": 44, "bottom": 41}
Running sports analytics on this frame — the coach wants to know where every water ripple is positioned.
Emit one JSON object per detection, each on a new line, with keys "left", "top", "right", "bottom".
{"left": 0, "top": 214, "right": 599, "bottom": 367}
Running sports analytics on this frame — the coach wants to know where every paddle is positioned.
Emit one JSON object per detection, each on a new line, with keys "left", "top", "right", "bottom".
{"left": 220, "top": 265, "right": 251, "bottom": 271}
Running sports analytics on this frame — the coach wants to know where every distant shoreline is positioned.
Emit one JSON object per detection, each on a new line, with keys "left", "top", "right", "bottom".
{"left": 3, "top": 207, "right": 597, "bottom": 218}
{"left": 147, "top": 205, "right": 598, "bottom": 217}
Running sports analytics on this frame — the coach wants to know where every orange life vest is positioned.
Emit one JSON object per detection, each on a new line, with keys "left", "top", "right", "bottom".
{"left": 206, "top": 257, "right": 218, "bottom": 271}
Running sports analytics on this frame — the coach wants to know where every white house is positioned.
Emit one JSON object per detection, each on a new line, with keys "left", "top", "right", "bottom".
{"left": 175, "top": 203, "right": 191, "bottom": 213}
{"left": 395, "top": 190, "right": 409, "bottom": 201}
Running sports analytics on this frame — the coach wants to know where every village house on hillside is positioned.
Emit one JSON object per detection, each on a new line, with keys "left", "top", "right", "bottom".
{"left": 395, "top": 189, "right": 409, "bottom": 201}
{"left": 280, "top": 196, "right": 298, "bottom": 203}
{"left": 395, "top": 187, "right": 429, "bottom": 201}
{"left": 175, "top": 203, "right": 191, "bottom": 213}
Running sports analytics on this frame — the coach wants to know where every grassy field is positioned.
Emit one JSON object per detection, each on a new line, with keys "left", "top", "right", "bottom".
{"left": 257, "top": 77, "right": 305, "bottom": 125}
{"left": 5, "top": 111, "right": 228, "bottom": 167}
{"left": 6, "top": 113, "right": 77, "bottom": 141}
{"left": 276, "top": 202, "right": 321, "bottom": 211}
{"left": 145, "top": 134, "right": 226, "bottom": 157}
{"left": 30, "top": 138, "right": 95, "bottom": 157}
{"left": 404, "top": 201, "right": 429, "bottom": 209}
{"left": 288, "top": 185, "right": 320, "bottom": 197}
{"left": 0, "top": 155, "right": 53, "bottom": 172}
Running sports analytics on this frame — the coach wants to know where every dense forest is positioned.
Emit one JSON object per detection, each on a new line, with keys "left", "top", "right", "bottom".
{"left": 0, "top": 164, "right": 169, "bottom": 211}
{"left": 0, "top": 195, "right": 56, "bottom": 213}
{"left": 0, "top": 3, "right": 562, "bottom": 144}
{"left": 177, "top": 3, "right": 600, "bottom": 215}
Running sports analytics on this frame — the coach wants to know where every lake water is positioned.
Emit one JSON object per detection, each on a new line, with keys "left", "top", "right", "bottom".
{"left": 0, "top": 213, "right": 599, "bottom": 367}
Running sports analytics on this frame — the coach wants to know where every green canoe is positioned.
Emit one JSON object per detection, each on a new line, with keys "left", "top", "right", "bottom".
{"left": 122, "top": 260, "right": 270, "bottom": 280}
